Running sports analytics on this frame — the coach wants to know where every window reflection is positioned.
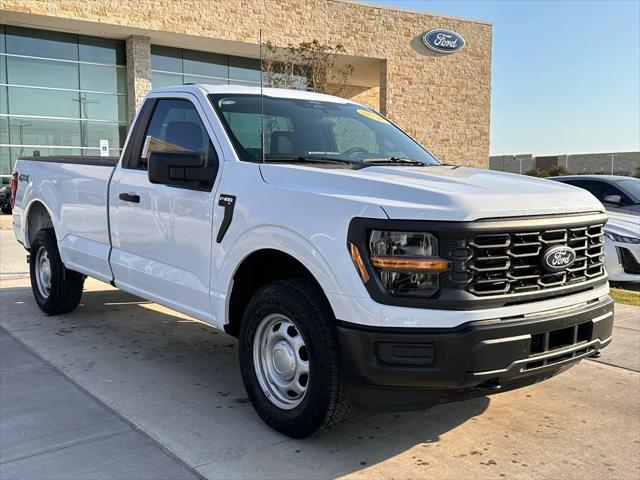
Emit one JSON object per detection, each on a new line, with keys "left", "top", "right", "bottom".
{"left": 1, "top": 26, "right": 128, "bottom": 174}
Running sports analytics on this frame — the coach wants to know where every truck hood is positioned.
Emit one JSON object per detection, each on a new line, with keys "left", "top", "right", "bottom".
{"left": 259, "top": 164, "right": 605, "bottom": 221}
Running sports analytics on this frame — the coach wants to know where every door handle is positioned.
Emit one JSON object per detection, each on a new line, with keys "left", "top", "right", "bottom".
{"left": 119, "top": 192, "right": 140, "bottom": 203}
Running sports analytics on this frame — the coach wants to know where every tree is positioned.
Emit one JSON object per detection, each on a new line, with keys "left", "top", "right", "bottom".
{"left": 261, "top": 40, "right": 353, "bottom": 96}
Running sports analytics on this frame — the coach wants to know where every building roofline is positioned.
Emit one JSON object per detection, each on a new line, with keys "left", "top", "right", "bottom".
{"left": 335, "top": 0, "right": 493, "bottom": 26}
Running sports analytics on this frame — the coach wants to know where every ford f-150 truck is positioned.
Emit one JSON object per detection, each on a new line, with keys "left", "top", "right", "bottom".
{"left": 11, "top": 84, "right": 613, "bottom": 438}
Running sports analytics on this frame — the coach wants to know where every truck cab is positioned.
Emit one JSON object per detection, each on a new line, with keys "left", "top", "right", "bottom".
{"left": 12, "top": 84, "right": 613, "bottom": 438}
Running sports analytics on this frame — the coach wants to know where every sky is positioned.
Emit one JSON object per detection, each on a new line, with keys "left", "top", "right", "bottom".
{"left": 371, "top": 0, "right": 640, "bottom": 156}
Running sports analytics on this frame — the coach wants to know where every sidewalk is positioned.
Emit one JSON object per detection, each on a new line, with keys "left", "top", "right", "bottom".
{"left": 0, "top": 328, "right": 198, "bottom": 480}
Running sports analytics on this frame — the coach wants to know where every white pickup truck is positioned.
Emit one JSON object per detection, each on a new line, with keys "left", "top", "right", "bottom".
{"left": 11, "top": 84, "right": 613, "bottom": 438}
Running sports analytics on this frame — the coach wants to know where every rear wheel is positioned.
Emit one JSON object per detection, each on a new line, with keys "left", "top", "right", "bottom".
{"left": 29, "top": 228, "right": 84, "bottom": 315}
{"left": 239, "top": 279, "right": 352, "bottom": 438}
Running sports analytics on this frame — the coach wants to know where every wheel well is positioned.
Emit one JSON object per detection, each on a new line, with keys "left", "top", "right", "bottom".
{"left": 26, "top": 201, "right": 54, "bottom": 248}
{"left": 226, "top": 249, "right": 331, "bottom": 337}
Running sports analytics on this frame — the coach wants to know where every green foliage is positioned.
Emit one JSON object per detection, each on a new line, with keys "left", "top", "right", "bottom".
{"left": 525, "top": 165, "right": 572, "bottom": 177}
{"left": 634, "top": 167, "right": 640, "bottom": 179}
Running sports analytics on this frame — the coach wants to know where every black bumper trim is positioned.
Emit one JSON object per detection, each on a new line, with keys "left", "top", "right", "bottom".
{"left": 337, "top": 295, "right": 614, "bottom": 409}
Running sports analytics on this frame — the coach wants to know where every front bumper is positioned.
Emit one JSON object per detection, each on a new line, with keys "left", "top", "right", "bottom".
{"left": 605, "top": 237, "right": 640, "bottom": 282}
{"left": 337, "top": 295, "right": 613, "bottom": 410}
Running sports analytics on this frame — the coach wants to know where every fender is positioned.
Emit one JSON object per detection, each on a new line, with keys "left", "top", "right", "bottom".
{"left": 208, "top": 211, "right": 386, "bottom": 330}
{"left": 22, "top": 183, "right": 62, "bottom": 249}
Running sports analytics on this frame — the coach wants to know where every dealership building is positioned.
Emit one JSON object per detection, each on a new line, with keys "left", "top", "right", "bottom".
{"left": 0, "top": 0, "right": 492, "bottom": 175}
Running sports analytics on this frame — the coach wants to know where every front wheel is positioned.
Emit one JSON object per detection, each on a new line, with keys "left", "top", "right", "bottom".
{"left": 29, "top": 228, "right": 84, "bottom": 315}
{"left": 239, "top": 279, "right": 352, "bottom": 438}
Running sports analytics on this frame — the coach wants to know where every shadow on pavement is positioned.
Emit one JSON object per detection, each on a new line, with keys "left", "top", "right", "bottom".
{"left": 0, "top": 284, "right": 490, "bottom": 478}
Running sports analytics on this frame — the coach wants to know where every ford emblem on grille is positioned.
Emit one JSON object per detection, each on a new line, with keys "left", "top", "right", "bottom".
{"left": 542, "top": 246, "right": 577, "bottom": 272}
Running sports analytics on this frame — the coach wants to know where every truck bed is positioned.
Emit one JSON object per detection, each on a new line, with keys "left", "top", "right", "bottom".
{"left": 13, "top": 156, "right": 118, "bottom": 283}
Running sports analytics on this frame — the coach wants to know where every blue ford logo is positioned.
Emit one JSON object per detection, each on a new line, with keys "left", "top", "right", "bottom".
{"left": 542, "top": 246, "right": 577, "bottom": 272}
{"left": 422, "top": 29, "right": 465, "bottom": 54}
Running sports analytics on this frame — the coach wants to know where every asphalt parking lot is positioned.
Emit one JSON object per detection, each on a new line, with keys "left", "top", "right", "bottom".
{"left": 1, "top": 215, "right": 639, "bottom": 479}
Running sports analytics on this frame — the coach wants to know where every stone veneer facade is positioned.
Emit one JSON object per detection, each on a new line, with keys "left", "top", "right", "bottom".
{"left": 1, "top": 0, "right": 492, "bottom": 167}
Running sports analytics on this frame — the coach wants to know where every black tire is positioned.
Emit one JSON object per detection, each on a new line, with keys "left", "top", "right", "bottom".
{"left": 29, "top": 228, "right": 84, "bottom": 315}
{"left": 239, "top": 279, "right": 352, "bottom": 438}
{"left": 1, "top": 206, "right": 11, "bottom": 214}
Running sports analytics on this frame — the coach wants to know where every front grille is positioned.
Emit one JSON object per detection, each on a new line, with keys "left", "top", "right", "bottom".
{"left": 465, "top": 223, "right": 605, "bottom": 296}
{"left": 524, "top": 320, "right": 594, "bottom": 371}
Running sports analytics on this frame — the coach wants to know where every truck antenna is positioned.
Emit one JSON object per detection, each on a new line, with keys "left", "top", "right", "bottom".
{"left": 259, "top": 29, "right": 265, "bottom": 164}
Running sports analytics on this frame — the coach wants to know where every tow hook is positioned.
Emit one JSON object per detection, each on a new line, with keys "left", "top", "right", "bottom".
{"left": 590, "top": 351, "right": 601, "bottom": 359}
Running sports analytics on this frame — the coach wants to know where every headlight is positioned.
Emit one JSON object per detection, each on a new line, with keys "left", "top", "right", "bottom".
{"left": 605, "top": 231, "right": 640, "bottom": 244}
{"left": 365, "top": 230, "right": 450, "bottom": 297}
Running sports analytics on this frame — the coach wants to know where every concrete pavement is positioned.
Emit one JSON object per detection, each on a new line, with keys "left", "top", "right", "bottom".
{"left": 1, "top": 215, "right": 639, "bottom": 479}
{"left": 0, "top": 328, "right": 198, "bottom": 480}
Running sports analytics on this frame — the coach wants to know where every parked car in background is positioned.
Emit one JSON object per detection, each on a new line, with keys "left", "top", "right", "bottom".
{"left": 549, "top": 175, "right": 640, "bottom": 215}
{"left": 0, "top": 174, "right": 13, "bottom": 214}
{"left": 604, "top": 212, "right": 640, "bottom": 283}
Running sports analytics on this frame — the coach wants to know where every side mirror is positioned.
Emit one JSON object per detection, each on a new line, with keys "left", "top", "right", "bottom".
{"left": 603, "top": 194, "right": 622, "bottom": 205}
{"left": 148, "top": 151, "right": 208, "bottom": 187}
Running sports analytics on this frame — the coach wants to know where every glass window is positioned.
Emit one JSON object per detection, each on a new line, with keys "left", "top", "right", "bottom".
{"left": 151, "top": 71, "right": 183, "bottom": 88}
{"left": 83, "top": 121, "right": 125, "bottom": 149}
{"left": 0, "top": 117, "right": 8, "bottom": 144}
{"left": 79, "top": 93, "right": 125, "bottom": 122}
{"left": 79, "top": 36, "right": 125, "bottom": 65}
{"left": 80, "top": 63, "right": 126, "bottom": 93}
{"left": 7, "top": 56, "right": 79, "bottom": 89}
{"left": 2, "top": 27, "right": 128, "bottom": 174}
{"left": 331, "top": 117, "right": 378, "bottom": 154}
{"left": 0, "top": 25, "right": 5, "bottom": 53}
{"left": 228, "top": 56, "right": 261, "bottom": 84}
{"left": 8, "top": 117, "right": 82, "bottom": 147}
{"left": 183, "top": 74, "right": 228, "bottom": 85}
{"left": 151, "top": 45, "right": 182, "bottom": 73}
{"left": 0, "top": 53, "right": 6, "bottom": 83}
{"left": 211, "top": 94, "right": 439, "bottom": 166}
{"left": 137, "top": 98, "right": 210, "bottom": 169}
{"left": 183, "top": 50, "right": 227, "bottom": 79}
{"left": 150, "top": 46, "right": 263, "bottom": 88}
{"left": 9, "top": 86, "right": 80, "bottom": 118}
{"left": 0, "top": 147, "right": 11, "bottom": 175}
{"left": 0, "top": 86, "right": 7, "bottom": 114}
{"left": 5, "top": 26, "right": 78, "bottom": 61}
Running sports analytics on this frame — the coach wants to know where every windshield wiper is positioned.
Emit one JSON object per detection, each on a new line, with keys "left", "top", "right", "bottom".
{"left": 359, "top": 157, "right": 426, "bottom": 167}
{"left": 261, "top": 155, "right": 354, "bottom": 166}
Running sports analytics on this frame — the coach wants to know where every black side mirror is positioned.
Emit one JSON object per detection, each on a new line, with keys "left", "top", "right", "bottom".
{"left": 148, "top": 151, "right": 212, "bottom": 189}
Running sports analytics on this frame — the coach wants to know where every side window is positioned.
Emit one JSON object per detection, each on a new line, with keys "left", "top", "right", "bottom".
{"left": 600, "top": 183, "right": 630, "bottom": 205}
{"left": 567, "top": 180, "right": 602, "bottom": 199}
{"left": 134, "top": 98, "right": 215, "bottom": 170}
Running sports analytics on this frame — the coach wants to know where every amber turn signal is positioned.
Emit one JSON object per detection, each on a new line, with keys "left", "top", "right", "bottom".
{"left": 370, "top": 256, "right": 451, "bottom": 273}
{"left": 348, "top": 242, "right": 370, "bottom": 284}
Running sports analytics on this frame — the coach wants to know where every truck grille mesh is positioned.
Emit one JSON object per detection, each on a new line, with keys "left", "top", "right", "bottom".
{"left": 465, "top": 223, "right": 605, "bottom": 296}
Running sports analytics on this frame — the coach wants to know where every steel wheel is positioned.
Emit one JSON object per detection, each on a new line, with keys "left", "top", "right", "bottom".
{"left": 253, "top": 313, "right": 310, "bottom": 410}
{"left": 35, "top": 245, "right": 52, "bottom": 298}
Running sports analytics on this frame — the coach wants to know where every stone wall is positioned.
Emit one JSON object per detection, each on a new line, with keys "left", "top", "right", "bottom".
{"left": 2, "top": 0, "right": 492, "bottom": 167}
{"left": 125, "top": 36, "right": 151, "bottom": 123}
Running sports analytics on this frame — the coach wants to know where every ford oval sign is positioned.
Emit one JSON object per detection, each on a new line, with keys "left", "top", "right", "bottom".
{"left": 542, "top": 246, "right": 577, "bottom": 272}
{"left": 422, "top": 29, "right": 465, "bottom": 54}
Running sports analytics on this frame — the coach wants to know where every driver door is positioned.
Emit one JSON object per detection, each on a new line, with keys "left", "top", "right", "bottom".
{"left": 109, "top": 94, "right": 220, "bottom": 322}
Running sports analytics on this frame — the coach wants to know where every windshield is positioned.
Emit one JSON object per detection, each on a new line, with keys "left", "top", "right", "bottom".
{"left": 616, "top": 179, "right": 640, "bottom": 203}
{"left": 209, "top": 94, "right": 440, "bottom": 166}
